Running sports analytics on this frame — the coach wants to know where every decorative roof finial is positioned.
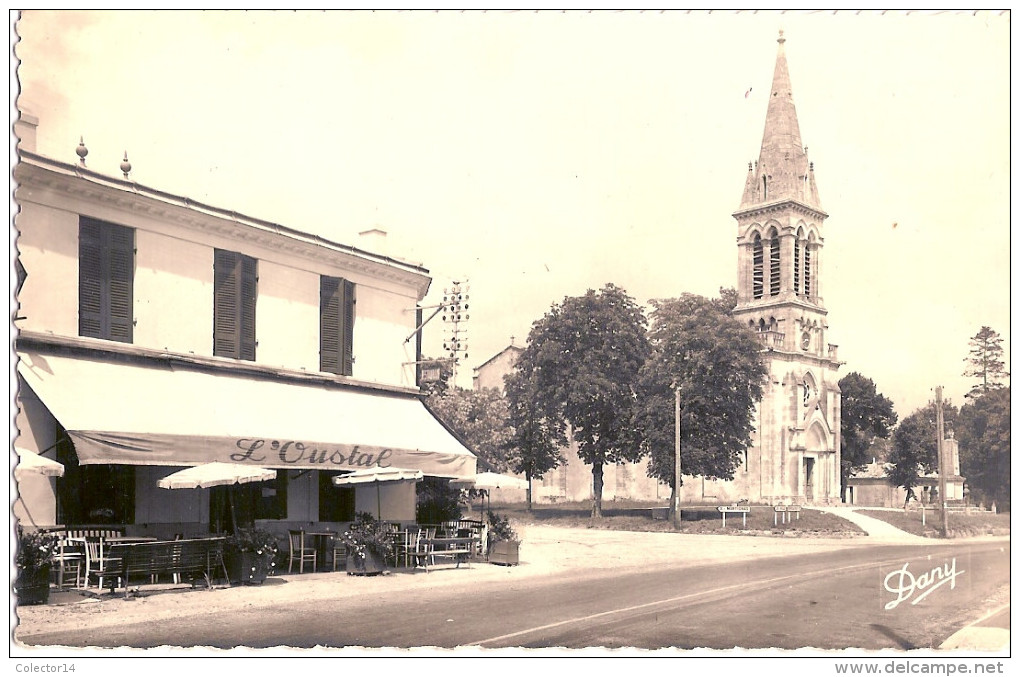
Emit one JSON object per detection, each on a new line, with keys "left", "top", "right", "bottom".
{"left": 120, "top": 151, "right": 132, "bottom": 179}
{"left": 76, "top": 136, "right": 88, "bottom": 166}
{"left": 778, "top": 29, "right": 785, "bottom": 44}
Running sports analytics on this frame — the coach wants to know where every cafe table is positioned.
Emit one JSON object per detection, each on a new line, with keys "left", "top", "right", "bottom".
{"left": 303, "top": 531, "right": 339, "bottom": 571}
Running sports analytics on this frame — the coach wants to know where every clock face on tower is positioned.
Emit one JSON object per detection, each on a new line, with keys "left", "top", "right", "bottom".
{"left": 801, "top": 332, "right": 811, "bottom": 350}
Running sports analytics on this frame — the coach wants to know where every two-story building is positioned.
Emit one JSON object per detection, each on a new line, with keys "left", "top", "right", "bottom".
{"left": 13, "top": 120, "right": 475, "bottom": 538}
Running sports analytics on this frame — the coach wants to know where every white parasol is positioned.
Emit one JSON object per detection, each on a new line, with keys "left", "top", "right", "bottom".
{"left": 15, "top": 447, "right": 65, "bottom": 480}
{"left": 158, "top": 463, "right": 277, "bottom": 532}
{"left": 452, "top": 471, "right": 529, "bottom": 515}
{"left": 157, "top": 462, "right": 276, "bottom": 489}
{"left": 14, "top": 447, "right": 66, "bottom": 528}
{"left": 332, "top": 468, "right": 423, "bottom": 520}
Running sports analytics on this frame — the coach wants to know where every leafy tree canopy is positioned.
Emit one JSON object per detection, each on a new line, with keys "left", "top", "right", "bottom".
{"left": 963, "top": 326, "right": 1009, "bottom": 399}
{"left": 838, "top": 372, "right": 898, "bottom": 500}
{"left": 426, "top": 385, "right": 512, "bottom": 473}
{"left": 511, "top": 283, "right": 650, "bottom": 518}
{"left": 634, "top": 292, "right": 768, "bottom": 501}
{"left": 888, "top": 400, "right": 959, "bottom": 494}
{"left": 502, "top": 369, "right": 563, "bottom": 511}
{"left": 956, "top": 386, "right": 1010, "bottom": 510}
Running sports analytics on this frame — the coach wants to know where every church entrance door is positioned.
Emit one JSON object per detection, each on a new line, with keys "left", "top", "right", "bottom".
{"left": 804, "top": 457, "right": 815, "bottom": 500}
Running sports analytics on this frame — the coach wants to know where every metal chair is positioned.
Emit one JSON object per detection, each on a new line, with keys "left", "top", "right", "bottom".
{"left": 287, "top": 530, "right": 317, "bottom": 573}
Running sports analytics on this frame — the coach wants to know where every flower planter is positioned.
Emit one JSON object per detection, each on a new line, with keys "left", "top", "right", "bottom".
{"left": 489, "top": 540, "right": 520, "bottom": 566}
{"left": 225, "top": 551, "right": 272, "bottom": 585}
{"left": 16, "top": 565, "right": 51, "bottom": 606}
{"left": 346, "top": 549, "right": 388, "bottom": 576}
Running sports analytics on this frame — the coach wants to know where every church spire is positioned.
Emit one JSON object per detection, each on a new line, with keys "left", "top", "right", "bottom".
{"left": 740, "top": 30, "right": 820, "bottom": 210}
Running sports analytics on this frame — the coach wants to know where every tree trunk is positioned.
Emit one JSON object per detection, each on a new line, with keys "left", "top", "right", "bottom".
{"left": 668, "top": 483, "right": 677, "bottom": 523}
{"left": 591, "top": 462, "right": 604, "bottom": 519}
{"left": 525, "top": 472, "right": 533, "bottom": 512}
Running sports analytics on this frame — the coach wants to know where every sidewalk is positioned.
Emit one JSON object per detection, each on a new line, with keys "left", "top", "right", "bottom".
{"left": 809, "top": 506, "right": 931, "bottom": 542}
{"left": 14, "top": 523, "right": 1008, "bottom": 652}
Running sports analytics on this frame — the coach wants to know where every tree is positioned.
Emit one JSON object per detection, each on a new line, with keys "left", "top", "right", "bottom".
{"left": 511, "top": 283, "right": 651, "bottom": 518}
{"left": 633, "top": 292, "right": 768, "bottom": 520}
{"left": 963, "top": 326, "right": 1009, "bottom": 398}
{"left": 503, "top": 370, "right": 563, "bottom": 511}
{"left": 838, "top": 372, "right": 898, "bottom": 502}
{"left": 956, "top": 387, "right": 1010, "bottom": 511}
{"left": 888, "top": 400, "right": 959, "bottom": 502}
{"left": 426, "top": 385, "right": 513, "bottom": 473}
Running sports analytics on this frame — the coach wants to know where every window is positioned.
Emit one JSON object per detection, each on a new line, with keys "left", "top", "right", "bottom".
{"left": 803, "top": 245, "right": 813, "bottom": 299}
{"left": 319, "top": 473, "right": 355, "bottom": 522}
{"left": 56, "top": 429, "right": 135, "bottom": 525}
{"left": 793, "top": 238, "right": 801, "bottom": 295}
{"left": 320, "top": 276, "right": 356, "bottom": 376}
{"left": 214, "top": 249, "right": 257, "bottom": 360}
{"left": 256, "top": 472, "right": 288, "bottom": 520}
{"left": 752, "top": 234, "right": 764, "bottom": 299}
{"left": 79, "top": 216, "right": 134, "bottom": 342}
{"left": 768, "top": 230, "right": 781, "bottom": 296}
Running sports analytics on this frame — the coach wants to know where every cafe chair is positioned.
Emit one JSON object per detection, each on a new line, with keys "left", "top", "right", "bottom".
{"left": 331, "top": 537, "right": 347, "bottom": 572}
{"left": 393, "top": 529, "right": 416, "bottom": 568}
{"left": 83, "top": 537, "right": 119, "bottom": 590}
{"left": 54, "top": 537, "right": 86, "bottom": 589}
{"left": 288, "top": 530, "right": 317, "bottom": 574}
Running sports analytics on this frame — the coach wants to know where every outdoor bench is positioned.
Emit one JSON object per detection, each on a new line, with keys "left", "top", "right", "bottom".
{"left": 409, "top": 537, "right": 478, "bottom": 573}
{"left": 95, "top": 537, "right": 229, "bottom": 594}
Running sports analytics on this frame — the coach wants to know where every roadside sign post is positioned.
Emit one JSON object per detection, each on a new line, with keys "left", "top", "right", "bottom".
{"left": 718, "top": 505, "right": 750, "bottom": 528}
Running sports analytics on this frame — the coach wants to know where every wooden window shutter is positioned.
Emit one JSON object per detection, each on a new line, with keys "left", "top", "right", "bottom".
{"left": 78, "top": 219, "right": 104, "bottom": 338}
{"left": 240, "top": 255, "right": 257, "bottom": 361}
{"left": 107, "top": 223, "right": 134, "bottom": 342}
{"left": 341, "top": 278, "right": 356, "bottom": 376}
{"left": 79, "top": 217, "right": 133, "bottom": 342}
{"left": 214, "top": 249, "right": 239, "bottom": 358}
{"left": 214, "top": 249, "right": 257, "bottom": 361}
{"left": 214, "top": 249, "right": 242, "bottom": 359}
{"left": 319, "top": 276, "right": 341, "bottom": 374}
{"left": 415, "top": 306, "right": 423, "bottom": 387}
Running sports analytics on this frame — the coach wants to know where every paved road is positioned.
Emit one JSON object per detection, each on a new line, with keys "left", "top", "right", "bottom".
{"left": 21, "top": 539, "right": 1007, "bottom": 650}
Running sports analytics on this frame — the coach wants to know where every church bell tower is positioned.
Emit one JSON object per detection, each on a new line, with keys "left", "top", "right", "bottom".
{"left": 731, "top": 31, "right": 842, "bottom": 505}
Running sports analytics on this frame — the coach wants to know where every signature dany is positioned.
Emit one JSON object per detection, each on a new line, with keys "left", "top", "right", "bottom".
{"left": 883, "top": 558, "right": 964, "bottom": 610}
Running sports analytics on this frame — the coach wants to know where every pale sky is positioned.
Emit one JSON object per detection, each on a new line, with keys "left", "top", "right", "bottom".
{"left": 11, "top": 9, "right": 1012, "bottom": 418}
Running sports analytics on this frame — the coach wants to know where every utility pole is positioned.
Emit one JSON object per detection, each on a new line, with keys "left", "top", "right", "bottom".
{"left": 674, "top": 384, "right": 682, "bottom": 530}
{"left": 935, "top": 386, "right": 949, "bottom": 538}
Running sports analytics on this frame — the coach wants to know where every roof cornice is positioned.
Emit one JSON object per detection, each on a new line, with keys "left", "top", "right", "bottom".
{"left": 14, "top": 152, "right": 433, "bottom": 299}
{"left": 732, "top": 198, "right": 828, "bottom": 222}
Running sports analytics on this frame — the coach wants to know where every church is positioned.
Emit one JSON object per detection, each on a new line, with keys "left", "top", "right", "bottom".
{"left": 678, "top": 31, "right": 843, "bottom": 506}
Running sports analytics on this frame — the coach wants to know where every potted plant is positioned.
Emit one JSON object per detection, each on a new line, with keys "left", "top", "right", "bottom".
{"left": 340, "top": 512, "right": 394, "bottom": 576}
{"left": 15, "top": 527, "right": 58, "bottom": 605}
{"left": 486, "top": 510, "right": 521, "bottom": 566}
{"left": 224, "top": 527, "right": 279, "bottom": 585}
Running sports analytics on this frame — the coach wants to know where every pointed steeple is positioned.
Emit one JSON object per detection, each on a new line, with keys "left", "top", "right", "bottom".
{"left": 739, "top": 31, "right": 821, "bottom": 210}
